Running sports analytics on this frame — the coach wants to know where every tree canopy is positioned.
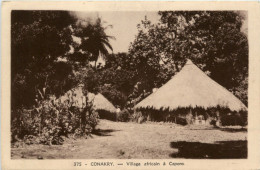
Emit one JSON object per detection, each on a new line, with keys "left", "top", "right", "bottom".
{"left": 11, "top": 10, "right": 248, "bottom": 110}
{"left": 11, "top": 11, "right": 115, "bottom": 108}
{"left": 128, "top": 11, "right": 248, "bottom": 105}
{"left": 71, "top": 17, "right": 115, "bottom": 67}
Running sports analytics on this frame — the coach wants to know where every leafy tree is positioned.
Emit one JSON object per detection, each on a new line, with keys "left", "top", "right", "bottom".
{"left": 77, "top": 53, "right": 136, "bottom": 108}
{"left": 11, "top": 11, "right": 77, "bottom": 108}
{"left": 11, "top": 11, "right": 75, "bottom": 78}
{"left": 129, "top": 11, "right": 248, "bottom": 105}
{"left": 128, "top": 16, "right": 180, "bottom": 93}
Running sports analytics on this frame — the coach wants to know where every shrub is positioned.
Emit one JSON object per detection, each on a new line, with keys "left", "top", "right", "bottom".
{"left": 175, "top": 117, "right": 188, "bottom": 125}
{"left": 130, "top": 111, "right": 142, "bottom": 122}
{"left": 11, "top": 95, "right": 99, "bottom": 146}
{"left": 86, "top": 110, "right": 100, "bottom": 132}
{"left": 117, "top": 109, "right": 130, "bottom": 122}
{"left": 210, "top": 119, "right": 217, "bottom": 126}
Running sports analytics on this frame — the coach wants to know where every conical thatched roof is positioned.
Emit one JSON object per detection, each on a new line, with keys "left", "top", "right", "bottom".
{"left": 87, "top": 93, "right": 116, "bottom": 113}
{"left": 135, "top": 60, "right": 247, "bottom": 112}
{"left": 57, "top": 86, "right": 116, "bottom": 113}
{"left": 58, "top": 86, "right": 85, "bottom": 108}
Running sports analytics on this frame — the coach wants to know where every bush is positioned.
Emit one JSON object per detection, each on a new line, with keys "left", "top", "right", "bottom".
{"left": 11, "top": 96, "right": 99, "bottom": 146}
{"left": 117, "top": 109, "right": 130, "bottom": 122}
{"left": 130, "top": 111, "right": 142, "bottom": 122}
{"left": 176, "top": 117, "right": 188, "bottom": 125}
{"left": 210, "top": 119, "right": 217, "bottom": 126}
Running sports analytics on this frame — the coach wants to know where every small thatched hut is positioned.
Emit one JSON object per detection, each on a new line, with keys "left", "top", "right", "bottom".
{"left": 57, "top": 85, "right": 85, "bottom": 108}
{"left": 57, "top": 86, "right": 117, "bottom": 120}
{"left": 87, "top": 93, "right": 117, "bottom": 121}
{"left": 135, "top": 59, "right": 247, "bottom": 126}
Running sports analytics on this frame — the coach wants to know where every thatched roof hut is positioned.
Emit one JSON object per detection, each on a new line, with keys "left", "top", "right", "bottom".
{"left": 135, "top": 59, "right": 247, "bottom": 112}
{"left": 87, "top": 93, "right": 116, "bottom": 113}
{"left": 58, "top": 86, "right": 116, "bottom": 113}
{"left": 58, "top": 85, "right": 85, "bottom": 108}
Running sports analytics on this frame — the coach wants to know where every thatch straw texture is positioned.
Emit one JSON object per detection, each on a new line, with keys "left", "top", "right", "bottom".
{"left": 87, "top": 93, "right": 117, "bottom": 113}
{"left": 58, "top": 86, "right": 116, "bottom": 113}
{"left": 58, "top": 86, "right": 85, "bottom": 108}
{"left": 135, "top": 60, "right": 247, "bottom": 112}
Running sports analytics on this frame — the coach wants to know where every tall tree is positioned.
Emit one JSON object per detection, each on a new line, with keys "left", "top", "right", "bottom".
{"left": 78, "top": 53, "right": 136, "bottom": 107}
{"left": 11, "top": 11, "right": 77, "bottom": 108}
{"left": 129, "top": 11, "right": 248, "bottom": 105}
{"left": 73, "top": 17, "right": 115, "bottom": 67}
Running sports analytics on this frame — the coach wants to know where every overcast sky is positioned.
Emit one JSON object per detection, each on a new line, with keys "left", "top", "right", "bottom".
{"left": 72, "top": 11, "right": 248, "bottom": 54}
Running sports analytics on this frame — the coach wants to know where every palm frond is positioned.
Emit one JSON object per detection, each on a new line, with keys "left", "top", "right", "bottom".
{"left": 101, "top": 39, "right": 113, "bottom": 51}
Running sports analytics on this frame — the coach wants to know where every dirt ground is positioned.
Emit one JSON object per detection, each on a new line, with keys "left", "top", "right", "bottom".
{"left": 11, "top": 120, "right": 247, "bottom": 159}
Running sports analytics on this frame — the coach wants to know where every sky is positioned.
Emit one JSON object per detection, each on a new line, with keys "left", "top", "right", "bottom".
{"left": 72, "top": 11, "right": 160, "bottom": 53}
{"left": 72, "top": 11, "right": 248, "bottom": 54}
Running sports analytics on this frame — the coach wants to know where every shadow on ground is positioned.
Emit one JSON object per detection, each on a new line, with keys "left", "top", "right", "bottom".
{"left": 185, "top": 126, "right": 247, "bottom": 133}
{"left": 170, "top": 140, "right": 247, "bottom": 159}
{"left": 92, "top": 129, "right": 120, "bottom": 136}
{"left": 219, "top": 128, "right": 247, "bottom": 133}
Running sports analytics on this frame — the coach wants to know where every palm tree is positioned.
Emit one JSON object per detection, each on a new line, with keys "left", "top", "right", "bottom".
{"left": 78, "top": 17, "right": 115, "bottom": 68}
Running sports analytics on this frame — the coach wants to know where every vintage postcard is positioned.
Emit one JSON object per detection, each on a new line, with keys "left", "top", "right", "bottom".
{"left": 1, "top": 1, "right": 260, "bottom": 170}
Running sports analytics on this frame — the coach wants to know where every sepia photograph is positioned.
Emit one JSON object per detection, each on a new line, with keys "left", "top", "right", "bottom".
{"left": 10, "top": 9, "right": 249, "bottom": 159}
{"left": 2, "top": 1, "right": 260, "bottom": 170}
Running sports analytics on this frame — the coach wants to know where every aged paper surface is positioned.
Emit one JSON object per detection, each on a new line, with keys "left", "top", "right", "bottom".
{"left": 1, "top": 1, "right": 260, "bottom": 170}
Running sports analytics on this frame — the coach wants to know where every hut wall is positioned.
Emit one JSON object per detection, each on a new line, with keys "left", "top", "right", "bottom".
{"left": 138, "top": 107, "right": 247, "bottom": 126}
{"left": 97, "top": 109, "right": 117, "bottom": 121}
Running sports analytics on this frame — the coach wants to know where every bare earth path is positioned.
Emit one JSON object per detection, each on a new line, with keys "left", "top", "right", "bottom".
{"left": 11, "top": 120, "right": 247, "bottom": 159}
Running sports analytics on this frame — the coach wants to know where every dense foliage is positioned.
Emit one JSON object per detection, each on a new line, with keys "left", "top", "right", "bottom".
{"left": 11, "top": 11, "right": 77, "bottom": 109}
{"left": 11, "top": 10, "right": 248, "bottom": 145}
{"left": 12, "top": 95, "right": 99, "bottom": 146}
{"left": 11, "top": 11, "right": 109, "bottom": 145}
{"left": 70, "top": 17, "right": 115, "bottom": 67}
{"left": 128, "top": 11, "right": 248, "bottom": 105}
